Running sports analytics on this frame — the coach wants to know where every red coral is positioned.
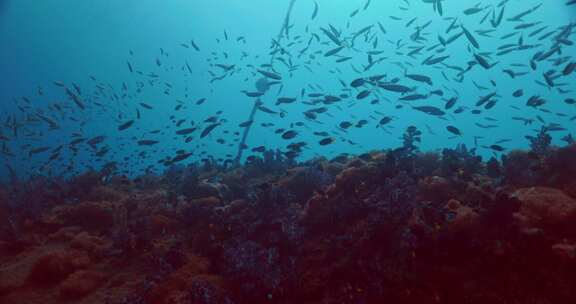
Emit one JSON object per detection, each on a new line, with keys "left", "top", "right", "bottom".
{"left": 563, "top": 181, "right": 576, "bottom": 199}
{"left": 56, "top": 201, "right": 114, "bottom": 232}
{"left": 552, "top": 242, "right": 576, "bottom": 260}
{"left": 418, "top": 175, "right": 452, "bottom": 202}
{"left": 27, "top": 249, "right": 91, "bottom": 285}
{"left": 328, "top": 164, "right": 376, "bottom": 197}
{"left": 146, "top": 256, "right": 210, "bottom": 304}
{"left": 47, "top": 226, "right": 83, "bottom": 242}
{"left": 69, "top": 231, "right": 108, "bottom": 257}
{"left": 58, "top": 270, "right": 106, "bottom": 300}
{"left": 149, "top": 214, "right": 178, "bottom": 237}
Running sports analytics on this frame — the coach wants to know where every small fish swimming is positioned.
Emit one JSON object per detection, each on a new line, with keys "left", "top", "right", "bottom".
{"left": 446, "top": 125, "right": 462, "bottom": 136}
{"left": 137, "top": 140, "right": 159, "bottom": 146}
{"left": 118, "top": 120, "right": 134, "bottom": 131}
{"left": 258, "top": 70, "right": 282, "bottom": 80}
{"left": 282, "top": 130, "right": 298, "bottom": 140}
{"left": 201, "top": 123, "right": 221, "bottom": 138}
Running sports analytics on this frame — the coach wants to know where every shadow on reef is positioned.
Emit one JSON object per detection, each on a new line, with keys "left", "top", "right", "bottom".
{"left": 1, "top": 126, "right": 576, "bottom": 303}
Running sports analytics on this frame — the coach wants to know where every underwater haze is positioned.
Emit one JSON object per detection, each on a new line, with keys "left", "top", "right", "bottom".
{"left": 0, "top": 0, "right": 575, "bottom": 180}
{"left": 4, "top": 1, "right": 576, "bottom": 304}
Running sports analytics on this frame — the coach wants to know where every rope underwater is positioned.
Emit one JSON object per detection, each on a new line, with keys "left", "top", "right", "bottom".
{"left": 233, "top": 0, "right": 297, "bottom": 167}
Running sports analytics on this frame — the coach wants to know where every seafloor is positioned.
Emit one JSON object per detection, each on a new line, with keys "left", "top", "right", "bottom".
{"left": 1, "top": 129, "right": 576, "bottom": 303}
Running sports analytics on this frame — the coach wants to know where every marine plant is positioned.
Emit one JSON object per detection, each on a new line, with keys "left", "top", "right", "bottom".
{"left": 526, "top": 126, "right": 552, "bottom": 158}
{"left": 380, "top": 126, "right": 422, "bottom": 177}
{"left": 163, "top": 163, "right": 200, "bottom": 200}
{"left": 401, "top": 125, "right": 422, "bottom": 155}
{"left": 440, "top": 144, "right": 483, "bottom": 180}
{"left": 502, "top": 150, "right": 542, "bottom": 187}
{"left": 486, "top": 156, "right": 501, "bottom": 179}
{"left": 244, "top": 149, "right": 292, "bottom": 177}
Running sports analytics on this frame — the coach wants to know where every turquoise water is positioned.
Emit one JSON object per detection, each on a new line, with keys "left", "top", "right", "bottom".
{"left": 0, "top": 0, "right": 575, "bottom": 179}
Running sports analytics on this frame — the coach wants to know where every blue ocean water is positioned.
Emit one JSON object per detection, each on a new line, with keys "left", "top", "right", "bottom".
{"left": 0, "top": 0, "right": 574, "bottom": 180}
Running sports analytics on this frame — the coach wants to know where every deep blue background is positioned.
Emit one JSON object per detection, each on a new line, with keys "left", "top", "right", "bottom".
{"left": 0, "top": 0, "right": 575, "bottom": 181}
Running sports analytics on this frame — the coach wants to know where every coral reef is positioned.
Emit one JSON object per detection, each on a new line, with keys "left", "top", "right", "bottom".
{"left": 1, "top": 144, "right": 576, "bottom": 303}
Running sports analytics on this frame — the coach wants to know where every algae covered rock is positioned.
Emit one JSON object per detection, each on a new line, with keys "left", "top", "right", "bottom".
{"left": 442, "top": 199, "right": 481, "bottom": 236}
{"left": 27, "top": 249, "right": 91, "bottom": 285}
{"left": 512, "top": 187, "right": 576, "bottom": 233}
{"left": 53, "top": 201, "right": 114, "bottom": 232}
{"left": 58, "top": 270, "right": 106, "bottom": 300}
